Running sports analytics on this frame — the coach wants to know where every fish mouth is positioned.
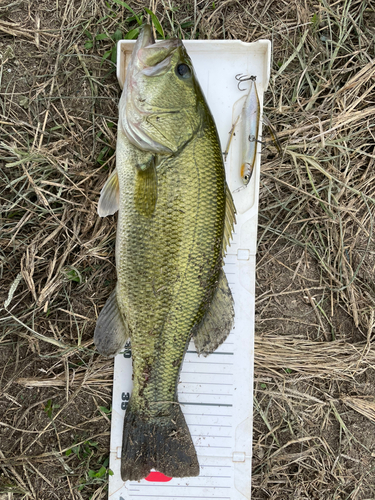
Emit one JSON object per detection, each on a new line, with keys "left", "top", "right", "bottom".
{"left": 126, "top": 25, "right": 155, "bottom": 73}
{"left": 130, "top": 25, "right": 181, "bottom": 76}
{"left": 137, "top": 39, "right": 181, "bottom": 74}
{"left": 140, "top": 24, "right": 155, "bottom": 46}
{"left": 129, "top": 27, "right": 182, "bottom": 104}
{"left": 134, "top": 24, "right": 155, "bottom": 57}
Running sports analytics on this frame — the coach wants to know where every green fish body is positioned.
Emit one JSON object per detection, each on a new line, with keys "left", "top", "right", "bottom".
{"left": 94, "top": 26, "right": 235, "bottom": 481}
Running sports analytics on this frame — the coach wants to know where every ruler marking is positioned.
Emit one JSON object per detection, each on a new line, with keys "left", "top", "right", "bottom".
{"left": 200, "top": 465, "right": 232, "bottom": 468}
{"left": 180, "top": 392, "right": 233, "bottom": 397}
{"left": 180, "top": 382, "right": 234, "bottom": 386}
{"left": 132, "top": 485, "right": 231, "bottom": 489}
{"left": 192, "top": 342, "right": 234, "bottom": 346}
{"left": 179, "top": 402, "right": 233, "bottom": 407}
{"left": 195, "top": 445, "right": 232, "bottom": 449}
{"left": 186, "top": 351, "right": 234, "bottom": 356}
{"left": 189, "top": 424, "right": 232, "bottom": 428}
{"left": 128, "top": 496, "right": 231, "bottom": 499}
{"left": 183, "top": 413, "right": 232, "bottom": 417}
{"left": 192, "top": 435, "right": 231, "bottom": 439}
{"left": 183, "top": 361, "right": 234, "bottom": 366}
{"left": 180, "top": 372, "right": 233, "bottom": 376}
{"left": 199, "top": 475, "right": 232, "bottom": 479}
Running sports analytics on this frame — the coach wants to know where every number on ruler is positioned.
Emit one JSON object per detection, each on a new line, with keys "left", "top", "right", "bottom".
{"left": 121, "top": 392, "right": 130, "bottom": 410}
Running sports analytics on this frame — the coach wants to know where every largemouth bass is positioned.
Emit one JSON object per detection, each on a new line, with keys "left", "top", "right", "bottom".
{"left": 94, "top": 25, "right": 236, "bottom": 481}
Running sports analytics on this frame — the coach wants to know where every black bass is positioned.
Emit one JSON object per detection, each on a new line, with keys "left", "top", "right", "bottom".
{"left": 94, "top": 25, "right": 235, "bottom": 481}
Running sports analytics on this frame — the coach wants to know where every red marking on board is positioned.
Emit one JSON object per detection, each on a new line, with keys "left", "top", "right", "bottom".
{"left": 145, "top": 471, "right": 172, "bottom": 482}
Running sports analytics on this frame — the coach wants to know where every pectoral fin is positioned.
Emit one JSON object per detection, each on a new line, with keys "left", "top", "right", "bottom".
{"left": 94, "top": 289, "right": 129, "bottom": 357}
{"left": 192, "top": 270, "right": 234, "bottom": 356}
{"left": 134, "top": 158, "right": 158, "bottom": 217}
{"left": 97, "top": 169, "right": 120, "bottom": 217}
{"left": 223, "top": 184, "right": 236, "bottom": 254}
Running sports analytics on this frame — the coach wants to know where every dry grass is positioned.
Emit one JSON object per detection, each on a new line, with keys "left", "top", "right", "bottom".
{"left": 1, "top": 0, "right": 375, "bottom": 498}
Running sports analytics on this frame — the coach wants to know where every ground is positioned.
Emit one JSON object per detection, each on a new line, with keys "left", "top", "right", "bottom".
{"left": 1, "top": 0, "right": 375, "bottom": 498}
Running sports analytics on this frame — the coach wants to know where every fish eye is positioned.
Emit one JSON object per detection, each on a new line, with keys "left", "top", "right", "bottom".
{"left": 176, "top": 63, "right": 191, "bottom": 79}
{"left": 244, "top": 175, "right": 249, "bottom": 181}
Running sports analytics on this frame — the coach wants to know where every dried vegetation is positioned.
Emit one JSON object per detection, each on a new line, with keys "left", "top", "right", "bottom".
{"left": 0, "top": 0, "right": 375, "bottom": 498}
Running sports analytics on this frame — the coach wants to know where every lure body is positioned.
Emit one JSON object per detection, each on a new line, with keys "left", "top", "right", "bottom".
{"left": 223, "top": 76, "right": 260, "bottom": 189}
{"left": 240, "top": 78, "right": 260, "bottom": 186}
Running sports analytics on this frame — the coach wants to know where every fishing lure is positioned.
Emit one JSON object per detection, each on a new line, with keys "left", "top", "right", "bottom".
{"left": 239, "top": 75, "right": 260, "bottom": 187}
{"left": 224, "top": 75, "right": 260, "bottom": 191}
{"left": 225, "top": 74, "right": 281, "bottom": 192}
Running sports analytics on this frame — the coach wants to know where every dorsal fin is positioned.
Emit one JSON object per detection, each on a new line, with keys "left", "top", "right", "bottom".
{"left": 223, "top": 184, "right": 236, "bottom": 254}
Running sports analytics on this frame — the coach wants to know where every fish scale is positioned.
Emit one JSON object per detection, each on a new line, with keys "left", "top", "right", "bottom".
{"left": 116, "top": 120, "right": 226, "bottom": 417}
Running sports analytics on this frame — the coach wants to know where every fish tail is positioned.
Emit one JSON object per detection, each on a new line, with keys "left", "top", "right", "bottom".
{"left": 121, "top": 399, "right": 199, "bottom": 481}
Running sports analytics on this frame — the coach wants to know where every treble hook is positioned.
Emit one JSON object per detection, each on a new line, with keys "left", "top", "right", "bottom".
{"left": 235, "top": 74, "right": 257, "bottom": 91}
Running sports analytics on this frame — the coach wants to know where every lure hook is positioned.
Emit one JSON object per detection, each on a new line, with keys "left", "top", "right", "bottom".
{"left": 235, "top": 74, "right": 256, "bottom": 91}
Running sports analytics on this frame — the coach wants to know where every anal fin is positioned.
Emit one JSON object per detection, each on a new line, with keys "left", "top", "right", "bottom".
{"left": 193, "top": 269, "right": 234, "bottom": 356}
{"left": 94, "top": 289, "right": 128, "bottom": 357}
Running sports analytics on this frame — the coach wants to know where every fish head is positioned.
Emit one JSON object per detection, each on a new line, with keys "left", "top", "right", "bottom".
{"left": 120, "top": 26, "right": 203, "bottom": 154}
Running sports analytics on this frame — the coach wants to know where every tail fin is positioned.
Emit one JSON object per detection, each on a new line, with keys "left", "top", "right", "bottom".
{"left": 121, "top": 401, "right": 199, "bottom": 481}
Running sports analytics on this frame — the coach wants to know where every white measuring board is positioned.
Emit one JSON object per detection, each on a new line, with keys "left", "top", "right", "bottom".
{"left": 109, "top": 38, "right": 271, "bottom": 500}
